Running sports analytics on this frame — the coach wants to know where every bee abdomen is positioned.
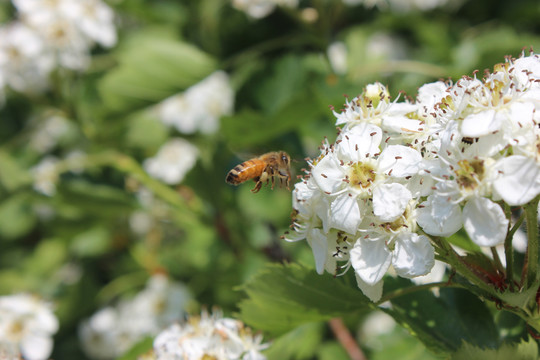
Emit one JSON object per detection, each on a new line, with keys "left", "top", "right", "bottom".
{"left": 225, "top": 159, "right": 265, "bottom": 185}
{"left": 226, "top": 166, "right": 243, "bottom": 184}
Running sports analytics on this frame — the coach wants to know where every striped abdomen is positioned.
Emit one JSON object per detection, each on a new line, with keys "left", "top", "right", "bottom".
{"left": 226, "top": 158, "right": 266, "bottom": 185}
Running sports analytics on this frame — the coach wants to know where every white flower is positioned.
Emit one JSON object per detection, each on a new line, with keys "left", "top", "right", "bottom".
{"left": 80, "top": 274, "right": 191, "bottom": 360}
{"left": 31, "top": 156, "right": 59, "bottom": 196}
{"left": 342, "top": 0, "right": 463, "bottom": 12}
{"left": 147, "top": 310, "right": 268, "bottom": 360}
{"left": 231, "top": 0, "right": 299, "bottom": 19}
{"left": 0, "top": 0, "right": 117, "bottom": 90}
{"left": 288, "top": 122, "right": 433, "bottom": 301}
{"left": 310, "top": 124, "right": 422, "bottom": 233}
{"left": 327, "top": 42, "right": 348, "bottom": 75}
{"left": 143, "top": 138, "right": 198, "bottom": 184}
{"left": 0, "top": 294, "right": 59, "bottom": 360}
{"left": 158, "top": 71, "right": 234, "bottom": 135}
{"left": 0, "top": 22, "right": 52, "bottom": 93}
{"left": 29, "top": 113, "right": 74, "bottom": 153}
{"left": 492, "top": 155, "right": 540, "bottom": 206}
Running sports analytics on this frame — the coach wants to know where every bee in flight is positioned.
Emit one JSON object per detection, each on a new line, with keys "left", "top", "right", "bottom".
{"left": 226, "top": 151, "right": 292, "bottom": 193}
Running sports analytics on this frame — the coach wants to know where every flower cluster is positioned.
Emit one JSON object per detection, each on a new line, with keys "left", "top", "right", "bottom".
{"left": 142, "top": 310, "right": 268, "bottom": 360}
{"left": 231, "top": 0, "right": 299, "bottom": 19}
{"left": 144, "top": 70, "right": 235, "bottom": 185}
{"left": 0, "top": 0, "right": 117, "bottom": 95}
{"left": 143, "top": 138, "right": 199, "bottom": 185}
{"left": 0, "top": 294, "right": 59, "bottom": 360}
{"left": 156, "top": 71, "right": 234, "bottom": 135}
{"left": 287, "top": 52, "right": 540, "bottom": 301}
{"left": 79, "top": 274, "right": 191, "bottom": 360}
{"left": 342, "top": 0, "right": 464, "bottom": 12}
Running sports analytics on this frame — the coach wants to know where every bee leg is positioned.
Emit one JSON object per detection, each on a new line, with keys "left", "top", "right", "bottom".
{"left": 286, "top": 173, "right": 291, "bottom": 191}
{"left": 271, "top": 174, "right": 276, "bottom": 190}
{"left": 251, "top": 176, "right": 262, "bottom": 193}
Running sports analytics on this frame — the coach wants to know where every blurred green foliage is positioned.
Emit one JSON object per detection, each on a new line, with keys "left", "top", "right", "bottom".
{"left": 1, "top": 0, "right": 540, "bottom": 359}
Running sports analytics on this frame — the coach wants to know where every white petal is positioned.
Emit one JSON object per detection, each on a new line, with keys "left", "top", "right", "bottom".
{"left": 307, "top": 229, "right": 328, "bottom": 275}
{"left": 373, "top": 183, "right": 412, "bottom": 222}
{"left": 336, "top": 123, "right": 382, "bottom": 161}
{"left": 392, "top": 234, "right": 435, "bottom": 278}
{"left": 461, "top": 109, "right": 502, "bottom": 137}
{"left": 493, "top": 156, "right": 540, "bottom": 206}
{"left": 355, "top": 274, "right": 384, "bottom": 302}
{"left": 329, "top": 194, "right": 362, "bottom": 234}
{"left": 350, "top": 237, "right": 391, "bottom": 285}
{"left": 382, "top": 116, "right": 423, "bottom": 133}
{"left": 417, "top": 195, "right": 462, "bottom": 236}
{"left": 311, "top": 153, "right": 345, "bottom": 194}
{"left": 463, "top": 197, "right": 509, "bottom": 247}
{"left": 21, "top": 334, "right": 53, "bottom": 360}
{"left": 378, "top": 145, "right": 422, "bottom": 177}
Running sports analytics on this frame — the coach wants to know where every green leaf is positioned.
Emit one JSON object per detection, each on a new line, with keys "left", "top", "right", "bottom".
{"left": 0, "top": 193, "right": 36, "bottom": 239}
{"left": 239, "top": 263, "right": 370, "bottom": 336}
{"left": 498, "top": 278, "right": 540, "bottom": 309}
{"left": 254, "top": 55, "right": 307, "bottom": 114}
{"left": 384, "top": 278, "right": 499, "bottom": 354}
{"left": 317, "top": 341, "right": 350, "bottom": 360}
{"left": 117, "top": 336, "right": 154, "bottom": 360}
{"left": 363, "top": 317, "right": 447, "bottom": 360}
{"left": 70, "top": 226, "right": 111, "bottom": 257}
{"left": 451, "top": 338, "right": 538, "bottom": 360}
{"left": 0, "top": 150, "right": 31, "bottom": 191}
{"left": 124, "top": 110, "right": 169, "bottom": 149}
{"left": 445, "top": 229, "right": 481, "bottom": 253}
{"left": 265, "top": 322, "right": 325, "bottom": 360}
{"left": 99, "top": 27, "right": 217, "bottom": 113}
{"left": 222, "top": 91, "right": 323, "bottom": 148}
{"left": 55, "top": 181, "right": 134, "bottom": 218}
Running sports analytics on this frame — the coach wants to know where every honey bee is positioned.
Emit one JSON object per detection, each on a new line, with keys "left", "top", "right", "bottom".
{"left": 226, "top": 151, "right": 292, "bottom": 193}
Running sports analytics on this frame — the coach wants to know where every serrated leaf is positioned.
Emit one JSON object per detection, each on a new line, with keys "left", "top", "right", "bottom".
{"left": 498, "top": 278, "right": 540, "bottom": 309}
{"left": 265, "top": 322, "right": 325, "bottom": 360}
{"left": 451, "top": 338, "right": 538, "bottom": 360}
{"left": 384, "top": 278, "right": 499, "bottom": 354}
{"left": 99, "top": 28, "right": 216, "bottom": 113}
{"left": 239, "top": 263, "right": 370, "bottom": 336}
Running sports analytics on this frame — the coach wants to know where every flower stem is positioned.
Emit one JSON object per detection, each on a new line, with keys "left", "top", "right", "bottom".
{"left": 525, "top": 195, "right": 540, "bottom": 288}
{"left": 505, "top": 207, "right": 525, "bottom": 290}
{"left": 430, "top": 236, "right": 496, "bottom": 295}
{"left": 328, "top": 317, "right": 367, "bottom": 360}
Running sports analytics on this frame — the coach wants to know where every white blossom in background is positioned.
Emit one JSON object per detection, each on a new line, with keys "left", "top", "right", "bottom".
{"left": 287, "top": 52, "right": 540, "bottom": 301}
{"left": 231, "top": 0, "right": 299, "bottom": 19}
{"left": 157, "top": 71, "right": 234, "bottom": 135}
{"left": 0, "top": 22, "right": 52, "bottom": 94}
{"left": 327, "top": 42, "right": 348, "bottom": 75}
{"left": 0, "top": 294, "right": 59, "bottom": 360}
{"left": 0, "top": 0, "right": 117, "bottom": 95}
{"left": 30, "top": 156, "right": 60, "bottom": 196}
{"left": 342, "top": 0, "right": 466, "bottom": 12}
{"left": 29, "top": 113, "right": 74, "bottom": 153}
{"left": 80, "top": 274, "right": 191, "bottom": 360}
{"left": 143, "top": 310, "right": 268, "bottom": 360}
{"left": 143, "top": 138, "right": 199, "bottom": 185}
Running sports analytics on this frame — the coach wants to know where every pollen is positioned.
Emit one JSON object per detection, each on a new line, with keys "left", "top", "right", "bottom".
{"left": 455, "top": 159, "right": 485, "bottom": 191}
{"left": 348, "top": 162, "right": 376, "bottom": 189}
